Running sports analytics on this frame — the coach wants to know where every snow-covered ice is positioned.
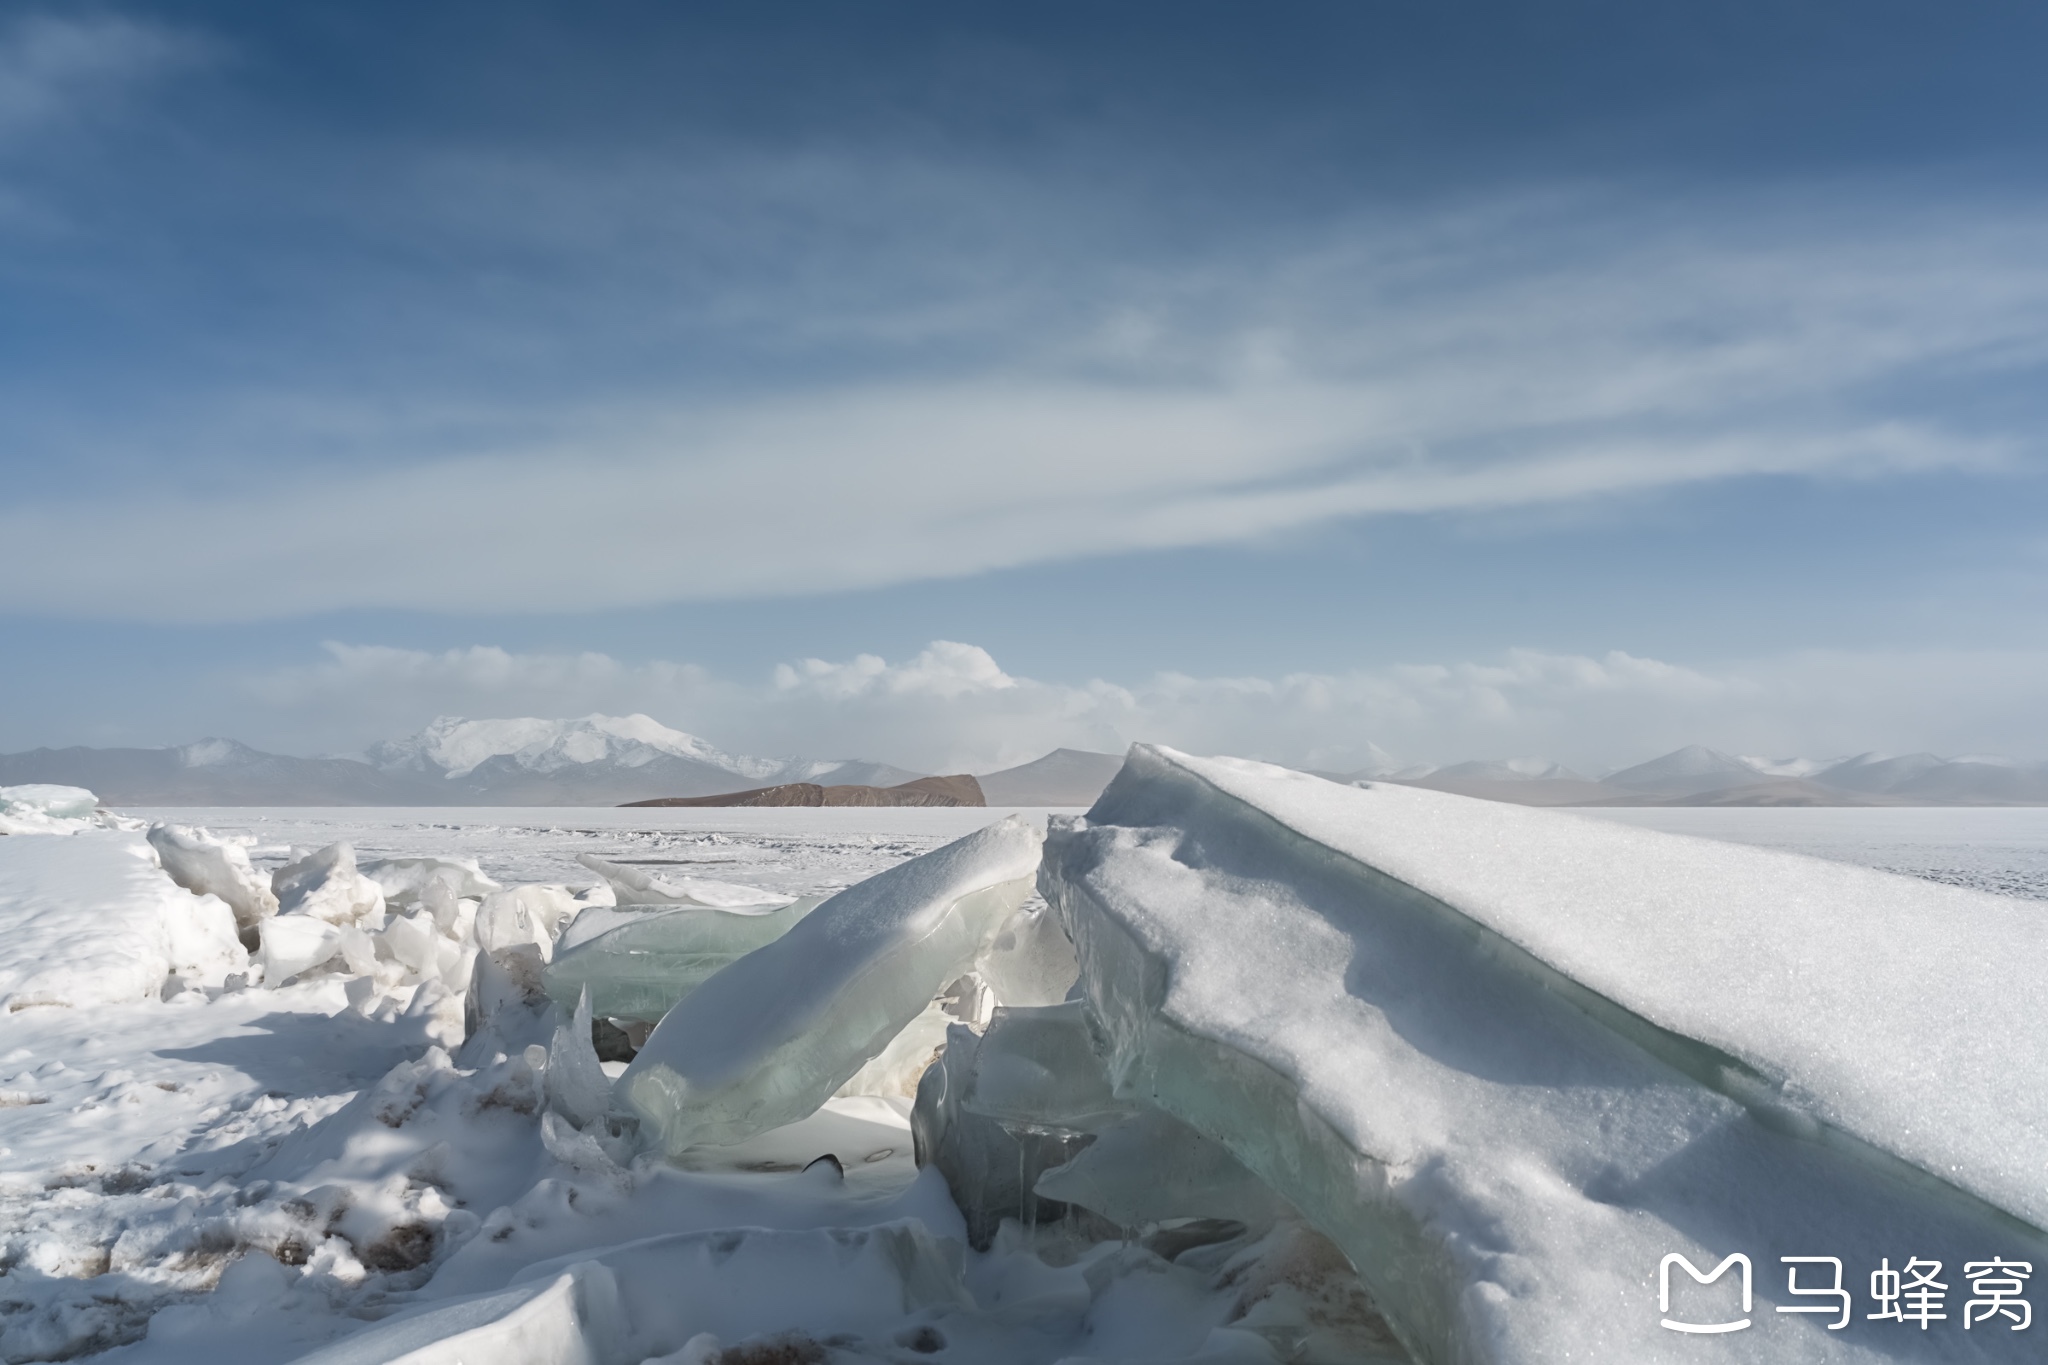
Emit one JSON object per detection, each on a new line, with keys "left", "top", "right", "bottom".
{"left": 1042, "top": 744, "right": 2047, "bottom": 1363}
{"left": 0, "top": 786, "right": 105, "bottom": 836}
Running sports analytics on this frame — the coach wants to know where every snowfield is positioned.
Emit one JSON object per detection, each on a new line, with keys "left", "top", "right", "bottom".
{"left": 0, "top": 777, "right": 2041, "bottom": 1363}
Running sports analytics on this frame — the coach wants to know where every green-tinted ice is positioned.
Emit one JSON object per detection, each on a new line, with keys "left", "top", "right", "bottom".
{"left": 541, "top": 895, "right": 825, "bottom": 1024}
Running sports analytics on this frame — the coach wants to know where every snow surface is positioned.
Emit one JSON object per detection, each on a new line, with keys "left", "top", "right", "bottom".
{"left": 1044, "top": 745, "right": 2046, "bottom": 1363}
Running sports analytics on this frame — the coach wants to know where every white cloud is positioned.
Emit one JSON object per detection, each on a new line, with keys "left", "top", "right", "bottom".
{"left": 240, "top": 639, "right": 2048, "bottom": 772}
{"left": 5, "top": 185, "right": 2044, "bottom": 621}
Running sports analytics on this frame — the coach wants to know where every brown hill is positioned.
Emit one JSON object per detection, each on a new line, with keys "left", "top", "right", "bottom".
{"left": 622, "top": 774, "right": 985, "bottom": 808}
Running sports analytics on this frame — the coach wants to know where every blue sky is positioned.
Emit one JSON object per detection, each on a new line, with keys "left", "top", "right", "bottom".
{"left": 3, "top": 1, "right": 2046, "bottom": 771}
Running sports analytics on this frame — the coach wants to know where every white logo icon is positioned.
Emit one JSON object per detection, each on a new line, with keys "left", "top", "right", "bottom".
{"left": 1660, "top": 1253, "right": 1753, "bottom": 1334}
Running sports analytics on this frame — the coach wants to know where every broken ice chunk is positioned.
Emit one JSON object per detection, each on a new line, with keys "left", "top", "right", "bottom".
{"left": 257, "top": 914, "right": 344, "bottom": 983}
{"left": 148, "top": 822, "right": 279, "bottom": 931}
{"left": 475, "top": 884, "right": 582, "bottom": 959}
{"left": 910, "top": 1016, "right": 1107, "bottom": 1249}
{"left": 272, "top": 842, "right": 386, "bottom": 928}
{"left": 619, "top": 815, "right": 1043, "bottom": 1156}
{"left": 379, "top": 910, "right": 442, "bottom": 979}
{"left": 545, "top": 989, "right": 613, "bottom": 1131}
{"left": 540, "top": 895, "right": 825, "bottom": 1024}
{"left": 575, "top": 854, "right": 795, "bottom": 909}
{"left": 359, "top": 854, "right": 501, "bottom": 907}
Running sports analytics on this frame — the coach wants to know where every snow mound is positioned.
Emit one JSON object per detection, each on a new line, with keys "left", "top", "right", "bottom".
{"left": 0, "top": 830, "right": 246, "bottom": 1009}
{"left": 1042, "top": 744, "right": 2048, "bottom": 1363}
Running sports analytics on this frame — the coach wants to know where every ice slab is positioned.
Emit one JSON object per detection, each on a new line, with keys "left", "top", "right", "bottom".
{"left": 0, "top": 830, "right": 245, "bottom": 1008}
{"left": 476, "top": 883, "right": 586, "bottom": 958}
{"left": 148, "top": 821, "right": 279, "bottom": 931}
{"left": 1043, "top": 744, "right": 2048, "bottom": 1364}
{"left": 575, "top": 853, "right": 794, "bottom": 909}
{"left": 541, "top": 895, "right": 826, "bottom": 1024}
{"left": 620, "top": 815, "right": 1042, "bottom": 1156}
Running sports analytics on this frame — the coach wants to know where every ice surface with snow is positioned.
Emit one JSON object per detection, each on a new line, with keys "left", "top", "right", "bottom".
{"left": 1042, "top": 744, "right": 2048, "bottom": 1363}
{"left": 620, "top": 815, "right": 1043, "bottom": 1155}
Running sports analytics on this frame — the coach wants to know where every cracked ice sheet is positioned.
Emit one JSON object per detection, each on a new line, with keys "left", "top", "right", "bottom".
{"left": 1044, "top": 745, "right": 2048, "bottom": 1364}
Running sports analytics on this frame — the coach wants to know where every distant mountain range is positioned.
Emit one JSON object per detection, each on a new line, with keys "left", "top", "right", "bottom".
{"left": 0, "top": 716, "right": 1120, "bottom": 807}
{"left": 1321, "top": 744, "right": 2048, "bottom": 807}
{"left": 1, "top": 720, "right": 2040, "bottom": 807}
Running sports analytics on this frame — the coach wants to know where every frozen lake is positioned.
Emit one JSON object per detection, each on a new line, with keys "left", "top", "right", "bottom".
{"left": 1577, "top": 803, "right": 2048, "bottom": 901}
{"left": 120, "top": 800, "right": 2048, "bottom": 902}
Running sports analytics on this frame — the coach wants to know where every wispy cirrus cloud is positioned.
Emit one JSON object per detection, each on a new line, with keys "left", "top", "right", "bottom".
{"left": 7, "top": 181, "right": 2044, "bottom": 621}
{"left": 0, "top": 12, "right": 203, "bottom": 143}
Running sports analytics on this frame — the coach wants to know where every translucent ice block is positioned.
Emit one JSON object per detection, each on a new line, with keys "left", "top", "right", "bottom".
{"left": 540, "top": 895, "right": 825, "bottom": 1023}
{"left": 619, "top": 815, "right": 1042, "bottom": 1156}
{"left": 1034, "top": 1105, "right": 1292, "bottom": 1230}
{"left": 910, "top": 1005, "right": 1126, "bottom": 1248}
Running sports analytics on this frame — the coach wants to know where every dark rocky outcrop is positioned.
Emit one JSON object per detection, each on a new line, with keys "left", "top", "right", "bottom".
{"left": 621, "top": 774, "right": 985, "bottom": 808}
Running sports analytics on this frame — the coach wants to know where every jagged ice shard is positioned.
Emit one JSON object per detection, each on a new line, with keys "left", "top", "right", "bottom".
{"left": 620, "top": 815, "right": 1043, "bottom": 1156}
{"left": 1040, "top": 745, "right": 2048, "bottom": 1365}
{"left": 541, "top": 894, "right": 826, "bottom": 1024}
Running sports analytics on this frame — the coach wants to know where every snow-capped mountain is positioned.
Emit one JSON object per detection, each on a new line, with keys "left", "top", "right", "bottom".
{"left": 369, "top": 714, "right": 794, "bottom": 783}
{"left": 365, "top": 714, "right": 914, "bottom": 803}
